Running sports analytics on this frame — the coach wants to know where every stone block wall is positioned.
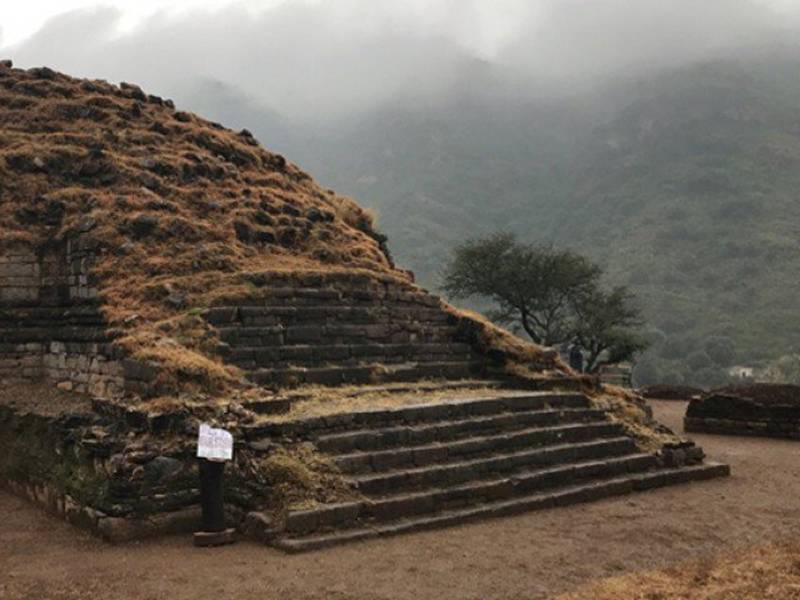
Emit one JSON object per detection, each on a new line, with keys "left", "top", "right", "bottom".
{"left": 0, "top": 403, "right": 210, "bottom": 542}
{"left": 0, "top": 243, "right": 52, "bottom": 381}
{"left": 685, "top": 393, "right": 800, "bottom": 439}
{"left": 204, "top": 270, "right": 486, "bottom": 386}
{"left": 0, "top": 246, "right": 41, "bottom": 304}
{"left": 0, "top": 238, "right": 152, "bottom": 398}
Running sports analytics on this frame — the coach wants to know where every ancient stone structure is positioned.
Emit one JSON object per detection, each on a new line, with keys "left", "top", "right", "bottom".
{"left": 249, "top": 392, "right": 723, "bottom": 551}
{"left": 639, "top": 385, "right": 704, "bottom": 401}
{"left": 206, "top": 271, "right": 486, "bottom": 387}
{"left": 685, "top": 384, "right": 800, "bottom": 439}
{"left": 0, "top": 237, "right": 156, "bottom": 398}
{"left": 0, "top": 62, "right": 730, "bottom": 550}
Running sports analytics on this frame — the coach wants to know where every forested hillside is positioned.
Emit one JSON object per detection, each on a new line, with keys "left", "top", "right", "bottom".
{"left": 186, "top": 52, "right": 800, "bottom": 386}
{"left": 554, "top": 57, "right": 800, "bottom": 385}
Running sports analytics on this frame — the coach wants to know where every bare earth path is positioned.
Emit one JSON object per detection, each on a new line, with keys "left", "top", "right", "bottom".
{"left": 2, "top": 400, "right": 800, "bottom": 600}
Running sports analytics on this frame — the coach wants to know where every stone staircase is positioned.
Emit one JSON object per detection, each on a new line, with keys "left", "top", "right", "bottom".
{"left": 242, "top": 391, "right": 729, "bottom": 552}
{"left": 205, "top": 279, "right": 485, "bottom": 387}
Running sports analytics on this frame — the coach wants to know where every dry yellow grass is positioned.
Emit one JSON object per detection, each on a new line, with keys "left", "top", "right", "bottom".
{"left": 589, "top": 385, "right": 682, "bottom": 451}
{"left": 1, "top": 65, "right": 563, "bottom": 399}
{"left": 248, "top": 443, "right": 361, "bottom": 512}
{"left": 443, "top": 305, "right": 563, "bottom": 372}
{"left": 557, "top": 541, "right": 800, "bottom": 600}
{"left": 0, "top": 63, "right": 656, "bottom": 453}
{"left": 0, "top": 65, "right": 405, "bottom": 396}
{"left": 263, "top": 382, "right": 513, "bottom": 422}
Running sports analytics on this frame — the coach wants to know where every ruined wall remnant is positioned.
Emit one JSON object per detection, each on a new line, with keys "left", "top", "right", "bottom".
{"left": 0, "top": 245, "right": 41, "bottom": 304}
{"left": 0, "top": 238, "right": 134, "bottom": 398}
{"left": 685, "top": 385, "right": 800, "bottom": 439}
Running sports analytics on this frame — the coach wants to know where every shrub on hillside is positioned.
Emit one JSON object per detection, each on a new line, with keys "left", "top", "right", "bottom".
{"left": 687, "top": 350, "right": 712, "bottom": 372}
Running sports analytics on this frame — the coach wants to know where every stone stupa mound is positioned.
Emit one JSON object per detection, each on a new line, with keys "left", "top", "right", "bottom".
{"left": 0, "top": 61, "right": 561, "bottom": 401}
{"left": 0, "top": 63, "right": 728, "bottom": 550}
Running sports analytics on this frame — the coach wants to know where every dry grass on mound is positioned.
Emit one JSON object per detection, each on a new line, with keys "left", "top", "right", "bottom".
{"left": 0, "top": 64, "right": 401, "bottom": 397}
{"left": 244, "top": 443, "right": 360, "bottom": 512}
{"left": 115, "top": 312, "right": 243, "bottom": 395}
{"left": 262, "top": 382, "right": 512, "bottom": 422}
{"left": 591, "top": 385, "right": 682, "bottom": 452}
{"left": 443, "top": 305, "right": 563, "bottom": 373}
{"left": 0, "top": 63, "right": 669, "bottom": 440}
{"left": 558, "top": 541, "right": 800, "bottom": 600}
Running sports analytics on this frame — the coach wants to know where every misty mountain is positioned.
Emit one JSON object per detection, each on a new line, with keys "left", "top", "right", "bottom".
{"left": 284, "top": 97, "right": 583, "bottom": 283}
{"left": 553, "top": 55, "right": 800, "bottom": 383}
{"left": 152, "top": 50, "right": 800, "bottom": 383}
{"left": 170, "top": 77, "right": 294, "bottom": 151}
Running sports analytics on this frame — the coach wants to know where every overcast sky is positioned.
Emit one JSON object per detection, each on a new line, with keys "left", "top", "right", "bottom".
{"left": 2, "top": 1, "right": 800, "bottom": 119}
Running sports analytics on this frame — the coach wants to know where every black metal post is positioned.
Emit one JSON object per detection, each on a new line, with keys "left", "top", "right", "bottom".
{"left": 194, "top": 458, "right": 235, "bottom": 546}
{"left": 199, "top": 459, "right": 226, "bottom": 532}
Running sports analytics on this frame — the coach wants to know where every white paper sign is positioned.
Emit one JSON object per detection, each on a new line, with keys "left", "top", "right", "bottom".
{"left": 197, "top": 424, "right": 234, "bottom": 462}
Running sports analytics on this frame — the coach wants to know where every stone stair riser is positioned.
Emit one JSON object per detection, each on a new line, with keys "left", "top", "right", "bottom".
{"left": 352, "top": 438, "right": 637, "bottom": 496}
{"left": 285, "top": 453, "right": 659, "bottom": 535}
{"left": 227, "top": 343, "right": 476, "bottom": 369}
{"left": 204, "top": 289, "right": 443, "bottom": 320}
{"left": 224, "top": 306, "right": 452, "bottom": 326}
{"left": 217, "top": 325, "right": 460, "bottom": 346}
{"left": 333, "top": 422, "right": 627, "bottom": 474}
{"left": 245, "top": 394, "right": 592, "bottom": 440}
{"left": 274, "top": 463, "right": 731, "bottom": 552}
{"left": 315, "top": 408, "right": 608, "bottom": 453}
{"left": 249, "top": 362, "right": 479, "bottom": 387}
{"left": 231, "top": 354, "right": 477, "bottom": 371}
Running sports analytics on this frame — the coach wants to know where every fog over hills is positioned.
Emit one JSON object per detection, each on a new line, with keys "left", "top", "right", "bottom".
{"left": 4, "top": 0, "right": 800, "bottom": 384}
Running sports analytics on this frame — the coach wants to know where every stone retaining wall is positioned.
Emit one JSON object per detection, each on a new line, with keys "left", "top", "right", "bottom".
{"left": 685, "top": 393, "right": 800, "bottom": 440}
{"left": 684, "top": 416, "right": 800, "bottom": 439}
{"left": 0, "top": 239, "right": 158, "bottom": 398}
{"left": 204, "top": 271, "right": 493, "bottom": 387}
{"left": 0, "top": 403, "right": 210, "bottom": 541}
{"left": 2, "top": 478, "right": 202, "bottom": 542}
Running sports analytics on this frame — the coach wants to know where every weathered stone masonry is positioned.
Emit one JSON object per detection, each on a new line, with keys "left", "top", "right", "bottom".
{"left": 685, "top": 392, "right": 800, "bottom": 439}
{"left": 0, "top": 237, "right": 153, "bottom": 398}
{"left": 0, "top": 402, "right": 208, "bottom": 542}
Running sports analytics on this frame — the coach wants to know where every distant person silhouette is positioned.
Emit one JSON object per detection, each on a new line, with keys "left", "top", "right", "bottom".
{"left": 569, "top": 345, "right": 584, "bottom": 373}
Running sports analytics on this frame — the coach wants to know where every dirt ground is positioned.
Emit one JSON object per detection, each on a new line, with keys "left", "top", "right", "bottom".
{"left": 558, "top": 540, "right": 800, "bottom": 599}
{"left": 2, "top": 400, "right": 799, "bottom": 600}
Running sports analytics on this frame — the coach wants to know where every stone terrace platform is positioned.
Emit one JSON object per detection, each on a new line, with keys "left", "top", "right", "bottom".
{"left": 242, "top": 388, "right": 729, "bottom": 552}
{"left": 205, "top": 274, "right": 487, "bottom": 388}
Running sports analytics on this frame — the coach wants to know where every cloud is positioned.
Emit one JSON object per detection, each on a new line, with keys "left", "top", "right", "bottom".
{"left": 501, "top": 0, "right": 795, "bottom": 90}
{"left": 3, "top": 0, "right": 799, "bottom": 119}
{"left": 5, "top": 2, "right": 477, "bottom": 119}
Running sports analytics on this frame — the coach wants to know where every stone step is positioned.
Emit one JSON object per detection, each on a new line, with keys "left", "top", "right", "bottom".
{"left": 207, "top": 284, "right": 441, "bottom": 308}
{"left": 0, "top": 305, "right": 103, "bottom": 320}
{"left": 217, "top": 324, "right": 460, "bottom": 346}
{"left": 271, "top": 463, "right": 731, "bottom": 552}
{"left": 311, "top": 400, "right": 595, "bottom": 451}
{"left": 245, "top": 393, "right": 593, "bottom": 441}
{"left": 206, "top": 305, "right": 451, "bottom": 327}
{"left": 240, "top": 380, "right": 508, "bottom": 417}
{"left": 332, "top": 421, "right": 626, "bottom": 474}
{"left": 283, "top": 453, "right": 658, "bottom": 536}
{"left": 226, "top": 342, "right": 475, "bottom": 369}
{"left": 0, "top": 326, "right": 111, "bottom": 343}
{"left": 247, "top": 361, "right": 481, "bottom": 387}
{"left": 0, "top": 316, "right": 106, "bottom": 327}
{"left": 350, "top": 437, "right": 638, "bottom": 496}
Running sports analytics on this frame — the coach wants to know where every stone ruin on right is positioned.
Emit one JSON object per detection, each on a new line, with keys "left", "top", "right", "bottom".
{"left": 685, "top": 384, "right": 800, "bottom": 439}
